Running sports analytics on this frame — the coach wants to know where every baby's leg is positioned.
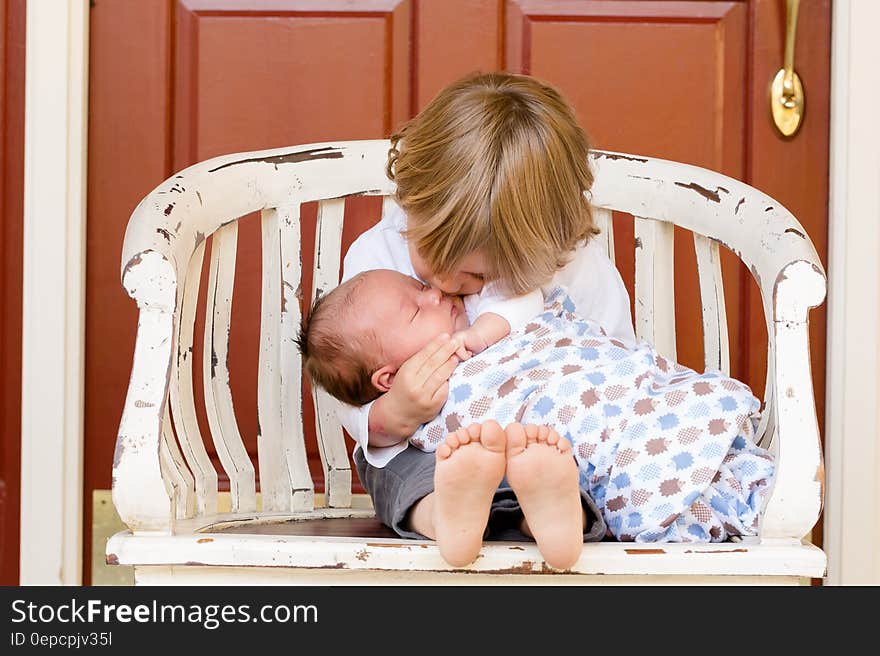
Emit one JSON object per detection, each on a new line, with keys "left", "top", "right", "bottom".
{"left": 505, "top": 424, "right": 584, "bottom": 570}
{"left": 418, "top": 421, "right": 507, "bottom": 567}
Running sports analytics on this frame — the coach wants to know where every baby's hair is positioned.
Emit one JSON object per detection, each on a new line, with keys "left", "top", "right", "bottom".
{"left": 295, "top": 274, "right": 382, "bottom": 407}
{"left": 387, "top": 71, "right": 598, "bottom": 295}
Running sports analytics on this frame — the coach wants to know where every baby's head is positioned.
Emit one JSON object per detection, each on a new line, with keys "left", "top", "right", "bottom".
{"left": 387, "top": 71, "right": 598, "bottom": 297}
{"left": 297, "top": 269, "right": 468, "bottom": 406}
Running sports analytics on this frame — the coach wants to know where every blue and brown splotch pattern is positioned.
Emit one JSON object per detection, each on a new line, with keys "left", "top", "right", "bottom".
{"left": 410, "top": 288, "right": 775, "bottom": 542}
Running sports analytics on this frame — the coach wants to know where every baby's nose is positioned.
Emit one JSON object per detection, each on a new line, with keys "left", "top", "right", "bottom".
{"left": 420, "top": 287, "right": 443, "bottom": 306}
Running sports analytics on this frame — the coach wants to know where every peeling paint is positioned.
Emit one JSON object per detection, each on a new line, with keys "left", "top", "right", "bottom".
{"left": 106, "top": 553, "right": 119, "bottom": 565}
{"left": 112, "top": 441, "right": 125, "bottom": 469}
{"left": 786, "top": 387, "right": 795, "bottom": 398}
{"left": 134, "top": 400, "right": 155, "bottom": 408}
{"left": 156, "top": 227, "right": 172, "bottom": 242}
{"left": 593, "top": 151, "right": 648, "bottom": 163}
{"left": 196, "top": 191, "right": 203, "bottom": 206}
{"left": 164, "top": 203, "right": 175, "bottom": 216}
{"left": 195, "top": 231, "right": 206, "bottom": 247}
{"left": 784, "top": 227, "right": 806, "bottom": 239}
{"left": 765, "top": 206, "right": 774, "bottom": 212}
{"left": 634, "top": 237, "right": 643, "bottom": 249}
{"left": 674, "top": 181, "right": 723, "bottom": 203}
{"left": 208, "top": 146, "right": 344, "bottom": 173}
{"left": 624, "top": 548, "right": 666, "bottom": 555}
{"left": 355, "top": 549, "right": 370, "bottom": 562}
{"left": 211, "top": 348, "right": 219, "bottom": 378}
{"left": 735, "top": 198, "right": 746, "bottom": 214}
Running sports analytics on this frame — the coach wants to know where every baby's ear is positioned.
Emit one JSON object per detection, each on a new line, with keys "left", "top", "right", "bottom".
{"left": 371, "top": 366, "right": 396, "bottom": 393}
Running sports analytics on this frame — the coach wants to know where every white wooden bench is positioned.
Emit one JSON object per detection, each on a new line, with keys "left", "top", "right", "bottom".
{"left": 106, "top": 140, "right": 827, "bottom": 585}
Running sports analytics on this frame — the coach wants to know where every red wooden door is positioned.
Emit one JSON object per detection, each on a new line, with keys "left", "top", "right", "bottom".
{"left": 84, "top": 0, "right": 830, "bottom": 582}
{"left": 0, "top": 0, "right": 25, "bottom": 586}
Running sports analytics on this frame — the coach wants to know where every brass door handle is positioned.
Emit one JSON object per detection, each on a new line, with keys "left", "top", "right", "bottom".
{"left": 770, "top": 0, "right": 805, "bottom": 137}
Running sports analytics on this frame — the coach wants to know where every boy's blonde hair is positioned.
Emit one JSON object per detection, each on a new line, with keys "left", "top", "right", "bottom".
{"left": 296, "top": 275, "right": 382, "bottom": 407}
{"left": 387, "top": 72, "right": 597, "bottom": 295}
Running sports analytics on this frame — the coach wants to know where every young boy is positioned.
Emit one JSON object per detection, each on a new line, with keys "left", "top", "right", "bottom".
{"left": 330, "top": 71, "right": 634, "bottom": 569}
{"left": 299, "top": 270, "right": 775, "bottom": 562}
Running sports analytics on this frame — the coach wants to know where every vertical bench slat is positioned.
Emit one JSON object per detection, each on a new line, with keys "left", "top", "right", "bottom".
{"left": 258, "top": 208, "right": 299, "bottom": 511}
{"left": 693, "top": 234, "right": 730, "bottom": 374}
{"left": 168, "top": 241, "right": 218, "bottom": 516}
{"left": 593, "top": 207, "right": 615, "bottom": 263}
{"left": 203, "top": 222, "right": 257, "bottom": 513}
{"left": 277, "top": 203, "right": 315, "bottom": 511}
{"left": 159, "top": 404, "right": 195, "bottom": 519}
{"left": 634, "top": 217, "right": 677, "bottom": 360}
{"left": 311, "top": 198, "right": 352, "bottom": 508}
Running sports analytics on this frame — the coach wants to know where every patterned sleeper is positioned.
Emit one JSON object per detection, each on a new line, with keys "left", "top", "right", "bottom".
{"left": 410, "top": 288, "right": 775, "bottom": 542}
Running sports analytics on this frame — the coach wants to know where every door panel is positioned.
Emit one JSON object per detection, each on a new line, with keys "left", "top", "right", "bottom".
{"left": 86, "top": 0, "right": 831, "bottom": 582}
{"left": 0, "top": 0, "right": 25, "bottom": 586}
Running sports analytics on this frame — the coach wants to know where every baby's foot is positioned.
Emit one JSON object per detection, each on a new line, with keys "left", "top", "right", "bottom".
{"left": 505, "top": 424, "right": 584, "bottom": 570}
{"left": 434, "top": 421, "right": 507, "bottom": 567}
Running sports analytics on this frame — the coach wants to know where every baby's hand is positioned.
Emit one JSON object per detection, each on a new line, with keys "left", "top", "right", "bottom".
{"left": 451, "top": 329, "right": 489, "bottom": 360}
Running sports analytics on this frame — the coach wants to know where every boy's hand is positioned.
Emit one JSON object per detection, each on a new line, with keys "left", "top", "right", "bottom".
{"left": 368, "top": 333, "right": 461, "bottom": 440}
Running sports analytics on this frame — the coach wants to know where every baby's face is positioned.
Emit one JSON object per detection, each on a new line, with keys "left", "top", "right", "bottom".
{"left": 408, "top": 242, "right": 489, "bottom": 296}
{"left": 358, "top": 270, "right": 469, "bottom": 369}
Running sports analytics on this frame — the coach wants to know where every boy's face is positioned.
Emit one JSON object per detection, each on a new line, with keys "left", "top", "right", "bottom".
{"left": 408, "top": 242, "right": 489, "bottom": 296}
{"left": 358, "top": 270, "right": 469, "bottom": 369}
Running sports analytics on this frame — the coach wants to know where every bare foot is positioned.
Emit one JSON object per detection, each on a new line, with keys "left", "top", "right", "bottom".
{"left": 434, "top": 421, "right": 507, "bottom": 567}
{"left": 505, "top": 424, "right": 584, "bottom": 570}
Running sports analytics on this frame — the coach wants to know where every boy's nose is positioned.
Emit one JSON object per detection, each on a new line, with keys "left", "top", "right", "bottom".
{"left": 434, "top": 274, "right": 460, "bottom": 295}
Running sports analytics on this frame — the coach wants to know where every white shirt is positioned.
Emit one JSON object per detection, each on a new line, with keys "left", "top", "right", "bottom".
{"left": 337, "top": 200, "right": 635, "bottom": 466}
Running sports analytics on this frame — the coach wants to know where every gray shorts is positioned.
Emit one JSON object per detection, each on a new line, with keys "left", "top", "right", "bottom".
{"left": 353, "top": 444, "right": 607, "bottom": 542}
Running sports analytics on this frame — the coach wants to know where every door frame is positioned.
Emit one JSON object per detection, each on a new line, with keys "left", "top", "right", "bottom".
{"left": 19, "top": 0, "right": 88, "bottom": 585}
{"left": 824, "top": 0, "right": 880, "bottom": 586}
{"left": 18, "top": 0, "right": 875, "bottom": 585}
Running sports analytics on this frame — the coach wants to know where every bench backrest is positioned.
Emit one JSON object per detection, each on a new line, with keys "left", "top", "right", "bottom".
{"left": 113, "top": 140, "right": 826, "bottom": 541}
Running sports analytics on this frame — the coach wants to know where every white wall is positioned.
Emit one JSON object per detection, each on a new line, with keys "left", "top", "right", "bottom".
{"left": 824, "top": 0, "right": 880, "bottom": 585}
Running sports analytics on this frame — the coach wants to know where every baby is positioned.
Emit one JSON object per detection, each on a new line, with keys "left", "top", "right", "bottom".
{"left": 302, "top": 269, "right": 528, "bottom": 407}
{"left": 300, "top": 269, "right": 775, "bottom": 556}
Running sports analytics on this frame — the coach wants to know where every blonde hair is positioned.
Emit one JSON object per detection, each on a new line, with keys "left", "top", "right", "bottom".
{"left": 387, "top": 72, "right": 597, "bottom": 295}
{"left": 296, "top": 275, "right": 383, "bottom": 406}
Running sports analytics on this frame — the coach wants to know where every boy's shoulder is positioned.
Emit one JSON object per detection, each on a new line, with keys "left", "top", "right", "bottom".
{"left": 342, "top": 202, "right": 412, "bottom": 281}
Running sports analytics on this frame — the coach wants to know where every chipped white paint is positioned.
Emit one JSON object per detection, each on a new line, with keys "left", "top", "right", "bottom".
{"left": 634, "top": 217, "right": 677, "bottom": 361}
{"left": 106, "top": 530, "right": 825, "bottom": 579}
{"left": 693, "top": 234, "right": 730, "bottom": 374}
{"left": 204, "top": 222, "right": 256, "bottom": 513}
{"left": 112, "top": 141, "right": 826, "bottom": 583}
{"left": 278, "top": 203, "right": 316, "bottom": 512}
{"left": 169, "top": 242, "right": 218, "bottom": 517}
{"left": 259, "top": 208, "right": 299, "bottom": 512}
{"left": 311, "top": 199, "right": 353, "bottom": 508}
{"left": 159, "top": 404, "right": 195, "bottom": 520}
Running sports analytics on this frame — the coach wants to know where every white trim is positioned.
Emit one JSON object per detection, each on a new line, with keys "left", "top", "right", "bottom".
{"left": 825, "top": 0, "right": 880, "bottom": 585}
{"left": 20, "top": 1, "right": 89, "bottom": 585}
